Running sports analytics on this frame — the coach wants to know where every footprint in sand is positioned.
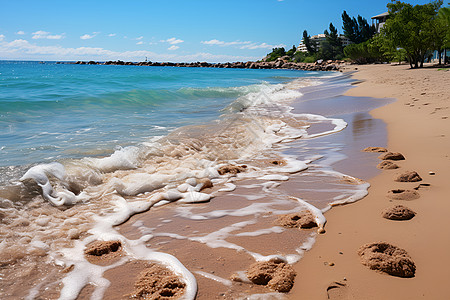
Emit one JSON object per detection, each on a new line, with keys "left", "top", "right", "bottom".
{"left": 362, "top": 147, "right": 387, "bottom": 153}
{"left": 327, "top": 281, "right": 354, "bottom": 300}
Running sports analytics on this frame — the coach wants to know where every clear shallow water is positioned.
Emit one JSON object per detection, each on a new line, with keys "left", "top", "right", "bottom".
{"left": 0, "top": 61, "right": 378, "bottom": 299}
{"left": 0, "top": 61, "right": 324, "bottom": 167}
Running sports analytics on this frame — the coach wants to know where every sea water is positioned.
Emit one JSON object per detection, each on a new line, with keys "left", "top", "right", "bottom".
{"left": 0, "top": 61, "right": 375, "bottom": 299}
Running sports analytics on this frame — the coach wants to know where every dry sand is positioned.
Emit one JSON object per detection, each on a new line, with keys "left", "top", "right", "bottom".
{"left": 289, "top": 64, "right": 450, "bottom": 299}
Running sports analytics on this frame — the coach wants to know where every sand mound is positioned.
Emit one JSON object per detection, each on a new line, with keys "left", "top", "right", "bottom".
{"left": 246, "top": 259, "right": 296, "bottom": 292}
{"left": 275, "top": 211, "right": 317, "bottom": 229}
{"left": 387, "top": 189, "right": 420, "bottom": 201}
{"left": 395, "top": 171, "right": 422, "bottom": 182}
{"left": 217, "top": 164, "right": 247, "bottom": 175}
{"left": 378, "top": 152, "right": 405, "bottom": 161}
{"left": 377, "top": 161, "right": 399, "bottom": 170}
{"left": 197, "top": 178, "right": 213, "bottom": 190}
{"left": 382, "top": 205, "right": 416, "bottom": 220}
{"left": 85, "top": 241, "right": 122, "bottom": 256}
{"left": 357, "top": 242, "right": 416, "bottom": 278}
{"left": 363, "top": 147, "right": 388, "bottom": 153}
{"left": 127, "top": 264, "right": 185, "bottom": 299}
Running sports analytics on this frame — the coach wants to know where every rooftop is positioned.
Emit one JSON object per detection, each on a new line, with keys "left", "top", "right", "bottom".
{"left": 371, "top": 12, "right": 389, "bottom": 20}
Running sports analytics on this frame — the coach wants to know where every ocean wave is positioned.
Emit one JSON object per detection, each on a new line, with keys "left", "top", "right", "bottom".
{"left": 0, "top": 70, "right": 369, "bottom": 299}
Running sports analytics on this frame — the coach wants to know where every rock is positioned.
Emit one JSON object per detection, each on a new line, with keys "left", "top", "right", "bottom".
{"left": 274, "top": 61, "right": 283, "bottom": 68}
{"left": 217, "top": 164, "right": 247, "bottom": 175}
{"left": 246, "top": 259, "right": 296, "bottom": 292}
{"left": 358, "top": 242, "right": 416, "bottom": 278}
{"left": 378, "top": 152, "right": 405, "bottom": 161}
{"left": 395, "top": 171, "right": 422, "bottom": 182}
{"left": 363, "top": 147, "right": 388, "bottom": 153}
{"left": 387, "top": 189, "right": 420, "bottom": 201}
{"left": 382, "top": 205, "right": 416, "bottom": 220}
{"left": 275, "top": 211, "right": 317, "bottom": 229}
{"left": 377, "top": 161, "right": 399, "bottom": 170}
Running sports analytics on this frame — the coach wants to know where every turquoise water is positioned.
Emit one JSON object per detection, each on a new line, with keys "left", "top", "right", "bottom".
{"left": 0, "top": 61, "right": 324, "bottom": 167}
{"left": 0, "top": 61, "right": 383, "bottom": 299}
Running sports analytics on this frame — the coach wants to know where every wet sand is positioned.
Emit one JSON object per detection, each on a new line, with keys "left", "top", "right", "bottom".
{"left": 0, "top": 70, "right": 403, "bottom": 299}
{"left": 76, "top": 74, "right": 395, "bottom": 299}
{"left": 289, "top": 64, "right": 450, "bottom": 299}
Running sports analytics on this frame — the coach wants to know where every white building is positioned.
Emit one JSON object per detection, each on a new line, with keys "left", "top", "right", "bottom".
{"left": 297, "top": 34, "right": 352, "bottom": 52}
{"left": 371, "top": 12, "right": 389, "bottom": 33}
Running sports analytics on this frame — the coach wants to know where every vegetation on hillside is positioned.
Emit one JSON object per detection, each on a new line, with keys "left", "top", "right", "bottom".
{"left": 264, "top": 0, "right": 449, "bottom": 68}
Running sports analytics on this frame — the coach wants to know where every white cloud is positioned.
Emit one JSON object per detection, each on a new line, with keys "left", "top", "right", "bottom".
{"left": 136, "top": 41, "right": 144, "bottom": 45}
{"left": 108, "top": 33, "right": 116, "bottom": 37}
{"left": 240, "top": 42, "right": 285, "bottom": 50}
{"left": 168, "top": 45, "right": 179, "bottom": 51}
{"left": 135, "top": 36, "right": 144, "bottom": 40}
{"left": 161, "top": 37, "right": 184, "bottom": 45}
{"left": 0, "top": 35, "right": 4, "bottom": 41}
{"left": 201, "top": 39, "right": 252, "bottom": 47}
{"left": 80, "top": 32, "right": 99, "bottom": 40}
{"left": 0, "top": 39, "right": 258, "bottom": 62}
{"left": 201, "top": 39, "right": 281, "bottom": 50}
{"left": 16, "top": 31, "right": 25, "bottom": 35}
{"left": 32, "top": 30, "right": 64, "bottom": 40}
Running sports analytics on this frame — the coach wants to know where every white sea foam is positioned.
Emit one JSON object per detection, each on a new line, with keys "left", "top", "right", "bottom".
{"left": 218, "top": 182, "right": 237, "bottom": 192}
{"left": 258, "top": 174, "right": 289, "bottom": 181}
{"left": 20, "top": 162, "right": 88, "bottom": 206}
{"left": 194, "top": 271, "right": 233, "bottom": 287}
{"left": 297, "top": 113, "right": 348, "bottom": 139}
{"left": 236, "top": 226, "right": 285, "bottom": 237}
{"left": 5, "top": 72, "right": 370, "bottom": 299}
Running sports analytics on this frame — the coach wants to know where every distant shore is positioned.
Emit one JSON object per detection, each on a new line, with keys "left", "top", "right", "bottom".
{"left": 51, "top": 59, "right": 346, "bottom": 71}
{"left": 289, "top": 64, "right": 450, "bottom": 299}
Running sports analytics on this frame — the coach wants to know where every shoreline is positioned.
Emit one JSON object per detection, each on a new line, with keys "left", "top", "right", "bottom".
{"left": 0, "top": 67, "right": 379, "bottom": 299}
{"left": 289, "top": 64, "right": 450, "bottom": 299}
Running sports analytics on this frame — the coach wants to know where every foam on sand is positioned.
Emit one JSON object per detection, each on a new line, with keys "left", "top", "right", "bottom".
{"left": 0, "top": 72, "right": 372, "bottom": 299}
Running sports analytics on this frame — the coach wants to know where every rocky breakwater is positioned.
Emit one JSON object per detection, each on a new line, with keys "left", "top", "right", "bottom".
{"left": 74, "top": 59, "right": 346, "bottom": 71}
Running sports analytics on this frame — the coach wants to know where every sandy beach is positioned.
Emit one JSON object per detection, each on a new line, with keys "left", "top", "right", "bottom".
{"left": 289, "top": 64, "right": 450, "bottom": 299}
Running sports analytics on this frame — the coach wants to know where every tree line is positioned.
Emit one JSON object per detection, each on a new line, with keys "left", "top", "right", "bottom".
{"left": 264, "top": 0, "right": 449, "bottom": 68}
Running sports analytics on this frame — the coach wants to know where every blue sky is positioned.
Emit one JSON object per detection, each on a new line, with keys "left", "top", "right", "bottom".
{"left": 0, "top": 0, "right": 436, "bottom": 62}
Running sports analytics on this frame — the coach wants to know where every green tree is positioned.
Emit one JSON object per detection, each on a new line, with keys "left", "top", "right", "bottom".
{"left": 433, "top": 9, "right": 449, "bottom": 64}
{"left": 382, "top": 0, "right": 443, "bottom": 68}
{"left": 344, "top": 38, "right": 387, "bottom": 64}
{"left": 322, "top": 23, "right": 343, "bottom": 60}
{"left": 302, "top": 30, "right": 317, "bottom": 54}
{"left": 358, "top": 16, "right": 377, "bottom": 42}
{"left": 286, "top": 45, "right": 297, "bottom": 57}
{"left": 342, "top": 11, "right": 359, "bottom": 43}
{"left": 342, "top": 11, "right": 376, "bottom": 44}
{"left": 265, "top": 47, "right": 286, "bottom": 62}
{"left": 438, "top": 5, "right": 450, "bottom": 58}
